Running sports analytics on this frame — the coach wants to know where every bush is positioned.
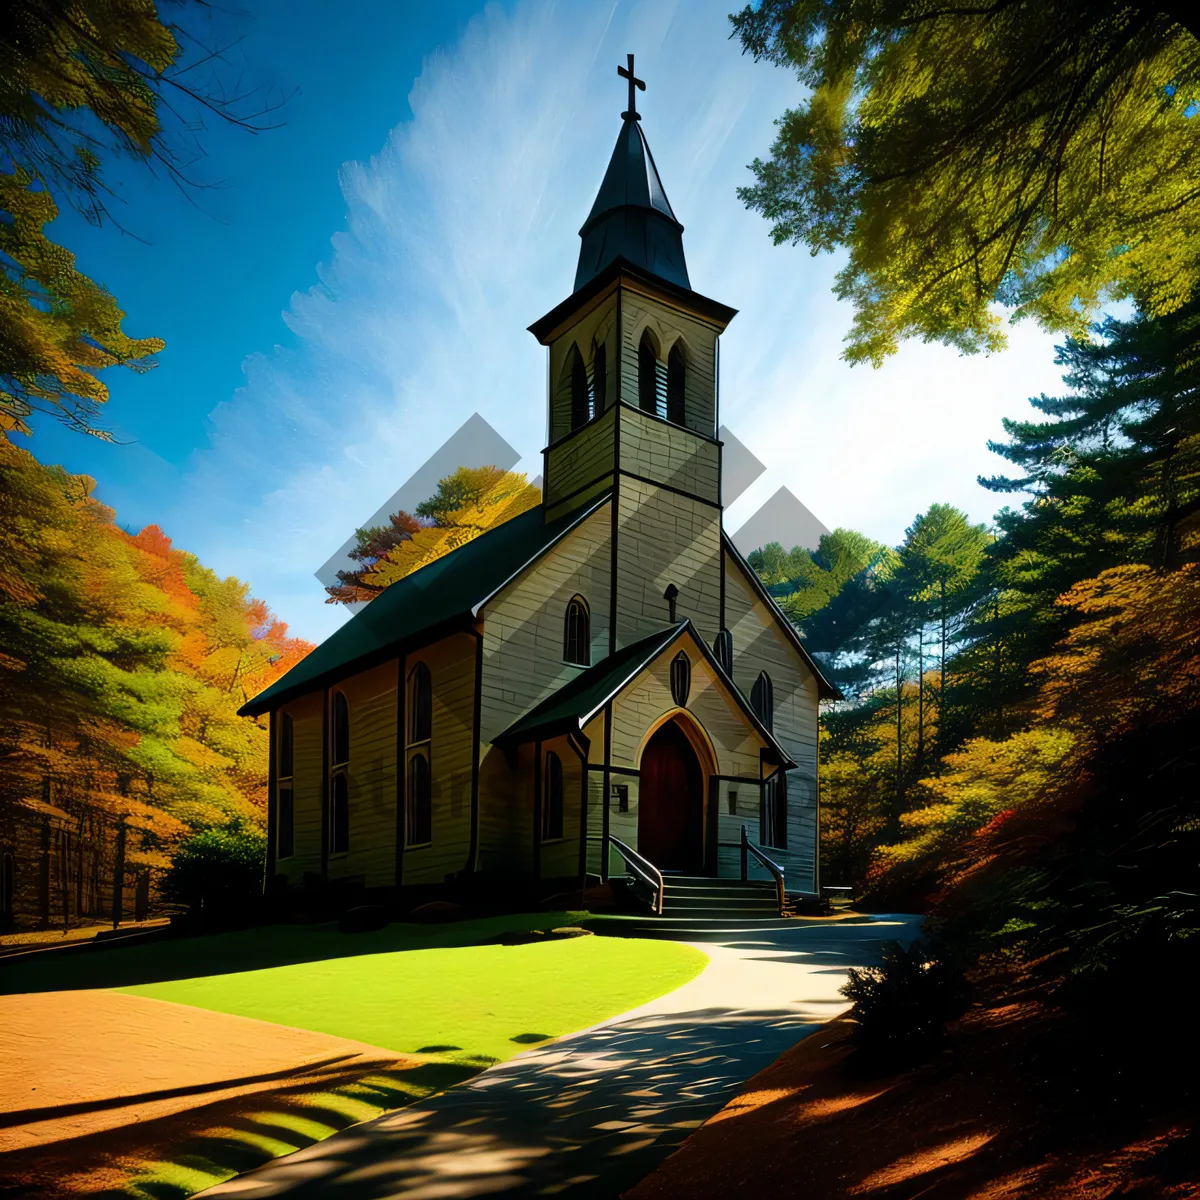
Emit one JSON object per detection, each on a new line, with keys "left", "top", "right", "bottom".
{"left": 161, "top": 824, "right": 267, "bottom": 926}
{"left": 840, "top": 938, "right": 970, "bottom": 1066}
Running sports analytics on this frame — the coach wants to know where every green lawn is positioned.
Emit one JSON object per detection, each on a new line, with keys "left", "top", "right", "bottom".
{"left": 120, "top": 932, "right": 705, "bottom": 1063}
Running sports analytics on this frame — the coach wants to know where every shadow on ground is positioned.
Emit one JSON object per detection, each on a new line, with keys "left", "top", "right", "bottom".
{"left": 0, "top": 912, "right": 588, "bottom": 995}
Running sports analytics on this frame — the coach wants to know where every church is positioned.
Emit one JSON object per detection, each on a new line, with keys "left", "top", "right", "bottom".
{"left": 239, "top": 59, "right": 837, "bottom": 912}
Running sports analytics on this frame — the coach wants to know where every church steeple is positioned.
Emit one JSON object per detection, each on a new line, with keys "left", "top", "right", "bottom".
{"left": 574, "top": 56, "right": 690, "bottom": 293}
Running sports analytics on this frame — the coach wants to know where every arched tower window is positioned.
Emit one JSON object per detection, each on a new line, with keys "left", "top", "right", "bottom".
{"left": 591, "top": 341, "right": 607, "bottom": 414}
{"left": 667, "top": 342, "right": 685, "bottom": 425}
{"left": 563, "top": 595, "right": 590, "bottom": 665}
{"left": 278, "top": 712, "right": 295, "bottom": 860}
{"left": 670, "top": 652, "right": 691, "bottom": 707}
{"left": 713, "top": 629, "right": 733, "bottom": 675}
{"left": 638, "top": 330, "right": 659, "bottom": 414}
{"left": 751, "top": 671, "right": 774, "bottom": 733}
{"left": 542, "top": 751, "right": 564, "bottom": 841}
{"left": 329, "top": 692, "right": 350, "bottom": 854}
{"left": 570, "top": 344, "right": 589, "bottom": 429}
{"left": 406, "top": 663, "right": 433, "bottom": 846}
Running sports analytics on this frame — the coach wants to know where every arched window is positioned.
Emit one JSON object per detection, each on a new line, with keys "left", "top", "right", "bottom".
{"left": 762, "top": 769, "right": 788, "bottom": 849}
{"left": 278, "top": 712, "right": 295, "bottom": 860}
{"left": 670, "top": 652, "right": 691, "bottom": 707}
{"left": 408, "top": 753, "right": 432, "bottom": 846}
{"left": 542, "top": 751, "right": 564, "bottom": 841}
{"left": 638, "top": 330, "right": 659, "bottom": 414}
{"left": 713, "top": 629, "right": 733, "bottom": 675}
{"left": 591, "top": 341, "right": 607, "bottom": 414}
{"left": 406, "top": 663, "right": 433, "bottom": 847}
{"left": 570, "top": 344, "right": 589, "bottom": 429}
{"left": 751, "top": 671, "right": 774, "bottom": 733}
{"left": 667, "top": 342, "right": 685, "bottom": 425}
{"left": 563, "top": 595, "right": 590, "bottom": 666}
{"left": 329, "top": 693, "right": 350, "bottom": 854}
{"left": 409, "top": 662, "right": 432, "bottom": 744}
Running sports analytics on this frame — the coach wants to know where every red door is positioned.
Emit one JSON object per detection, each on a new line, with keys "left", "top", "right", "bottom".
{"left": 639, "top": 721, "right": 704, "bottom": 872}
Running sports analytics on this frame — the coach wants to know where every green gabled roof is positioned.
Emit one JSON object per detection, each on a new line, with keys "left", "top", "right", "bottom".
{"left": 498, "top": 619, "right": 796, "bottom": 769}
{"left": 239, "top": 497, "right": 609, "bottom": 718}
{"left": 499, "top": 625, "right": 684, "bottom": 745}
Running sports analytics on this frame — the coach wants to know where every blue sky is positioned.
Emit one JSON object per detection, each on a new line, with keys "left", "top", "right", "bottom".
{"left": 26, "top": 0, "right": 1073, "bottom": 644}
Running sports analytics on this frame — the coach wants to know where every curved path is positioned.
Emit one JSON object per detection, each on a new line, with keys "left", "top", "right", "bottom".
{"left": 203, "top": 916, "right": 919, "bottom": 1199}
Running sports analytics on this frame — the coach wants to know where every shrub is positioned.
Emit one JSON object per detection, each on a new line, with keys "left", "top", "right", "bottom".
{"left": 840, "top": 938, "right": 970, "bottom": 1066}
{"left": 161, "top": 824, "right": 267, "bottom": 926}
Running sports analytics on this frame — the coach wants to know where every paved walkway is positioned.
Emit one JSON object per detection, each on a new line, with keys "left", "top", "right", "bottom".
{"left": 203, "top": 916, "right": 919, "bottom": 1199}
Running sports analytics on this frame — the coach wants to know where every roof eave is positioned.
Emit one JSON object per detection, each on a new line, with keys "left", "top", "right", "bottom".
{"left": 528, "top": 259, "right": 737, "bottom": 345}
{"left": 722, "top": 533, "right": 844, "bottom": 702}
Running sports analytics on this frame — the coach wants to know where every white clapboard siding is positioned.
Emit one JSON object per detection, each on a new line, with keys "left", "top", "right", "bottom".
{"left": 615, "top": 476, "right": 722, "bottom": 647}
{"left": 548, "top": 291, "right": 618, "bottom": 442}
{"left": 724, "top": 557, "right": 821, "bottom": 892}
{"left": 544, "top": 403, "right": 615, "bottom": 514}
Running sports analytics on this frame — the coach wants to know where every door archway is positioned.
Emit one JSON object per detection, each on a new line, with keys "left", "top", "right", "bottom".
{"left": 638, "top": 719, "right": 704, "bottom": 872}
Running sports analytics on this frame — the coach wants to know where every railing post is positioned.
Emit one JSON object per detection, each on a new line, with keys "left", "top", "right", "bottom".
{"left": 740, "top": 823, "right": 748, "bottom": 882}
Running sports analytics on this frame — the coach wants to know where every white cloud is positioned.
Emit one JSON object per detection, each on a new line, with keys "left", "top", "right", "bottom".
{"left": 176, "top": 0, "right": 1069, "bottom": 643}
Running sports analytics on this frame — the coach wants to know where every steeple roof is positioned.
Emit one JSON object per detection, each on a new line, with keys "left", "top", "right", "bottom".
{"left": 574, "top": 116, "right": 690, "bottom": 293}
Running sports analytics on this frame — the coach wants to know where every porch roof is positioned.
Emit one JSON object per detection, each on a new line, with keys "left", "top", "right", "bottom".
{"left": 496, "top": 620, "right": 796, "bottom": 769}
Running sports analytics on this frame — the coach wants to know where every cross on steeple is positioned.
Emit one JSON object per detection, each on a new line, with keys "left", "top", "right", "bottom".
{"left": 618, "top": 53, "right": 645, "bottom": 121}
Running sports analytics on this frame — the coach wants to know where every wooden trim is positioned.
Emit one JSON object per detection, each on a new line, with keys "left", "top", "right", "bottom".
{"left": 394, "top": 655, "right": 405, "bottom": 890}
{"left": 587, "top": 763, "right": 639, "bottom": 777}
{"left": 617, "top": 400, "right": 722, "bottom": 447}
{"left": 601, "top": 704, "right": 612, "bottom": 882}
{"left": 711, "top": 772, "right": 765, "bottom": 785}
{"left": 467, "top": 630, "right": 483, "bottom": 875}
{"left": 719, "top": 539, "right": 726, "bottom": 635}
{"left": 572, "top": 738, "right": 589, "bottom": 889}
{"left": 706, "top": 774, "right": 719, "bottom": 876}
{"left": 545, "top": 471, "right": 614, "bottom": 513}
{"left": 533, "top": 738, "right": 543, "bottom": 881}
{"left": 320, "top": 687, "right": 329, "bottom": 880}
{"left": 618, "top": 468, "right": 722, "bottom": 510}
{"left": 609, "top": 287, "right": 622, "bottom": 658}
{"left": 543, "top": 399, "right": 616, "bottom": 455}
{"left": 266, "top": 711, "right": 277, "bottom": 884}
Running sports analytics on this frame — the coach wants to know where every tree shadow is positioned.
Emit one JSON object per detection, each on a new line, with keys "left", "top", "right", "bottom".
{"left": 0, "top": 911, "right": 588, "bottom": 995}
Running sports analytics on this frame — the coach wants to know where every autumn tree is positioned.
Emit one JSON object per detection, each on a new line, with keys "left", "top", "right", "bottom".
{"left": 732, "top": 0, "right": 1200, "bottom": 365}
{"left": 0, "top": 1, "right": 279, "bottom": 438}
{"left": 326, "top": 467, "right": 541, "bottom": 605}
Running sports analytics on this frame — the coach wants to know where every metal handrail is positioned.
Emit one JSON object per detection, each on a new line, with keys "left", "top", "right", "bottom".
{"left": 607, "top": 835, "right": 664, "bottom": 916}
{"left": 740, "top": 824, "right": 786, "bottom": 916}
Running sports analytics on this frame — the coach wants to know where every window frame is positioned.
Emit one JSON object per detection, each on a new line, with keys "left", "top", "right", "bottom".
{"left": 762, "top": 769, "right": 788, "bottom": 849}
{"left": 569, "top": 343, "right": 590, "bottom": 429}
{"left": 328, "top": 692, "right": 350, "bottom": 856}
{"left": 277, "top": 711, "right": 295, "bottom": 860}
{"left": 405, "top": 663, "right": 433, "bottom": 848}
{"left": 666, "top": 341, "right": 686, "bottom": 425}
{"left": 542, "top": 751, "right": 564, "bottom": 842}
{"left": 713, "top": 628, "right": 733, "bottom": 675}
{"left": 751, "top": 671, "right": 774, "bottom": 733}
{"left": 563, "top": 594, "right": 591, "bottom": 666}
{"left": 670, "top": 651, "right": 691, "bottom": 707}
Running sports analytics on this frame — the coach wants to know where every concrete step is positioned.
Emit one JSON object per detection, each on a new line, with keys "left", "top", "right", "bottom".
{"left": 662, "top": 895, "right": 779, "bottom": 913}
{"left": 589, "top": 914, "right": 800, "bottom": 940}
{"left": 663, "top": 883, "right": 776, "bottom": 900}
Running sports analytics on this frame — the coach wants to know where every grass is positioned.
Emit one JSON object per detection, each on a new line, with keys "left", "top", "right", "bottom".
{"left": 119, "top": 932, "right": 706, "bottom": 1062}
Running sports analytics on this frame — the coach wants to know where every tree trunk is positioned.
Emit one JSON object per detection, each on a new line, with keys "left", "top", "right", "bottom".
{"left": 111, "top": 821, "right": 126, "bottom": 930}
{"left": 895, "top": 644, "right": 903, "bottom": 823}
{"left": 917, "top": 631, "right": 925, "bottom": 766}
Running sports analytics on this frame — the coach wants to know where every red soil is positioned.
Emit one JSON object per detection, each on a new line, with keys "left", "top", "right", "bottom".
{"left": 626, "top": 973, "right": 1198, "bottom": 1200}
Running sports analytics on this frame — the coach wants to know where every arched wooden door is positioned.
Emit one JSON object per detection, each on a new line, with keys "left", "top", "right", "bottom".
{"left": 638, "top": 720, "right": 704, "bottom": 872}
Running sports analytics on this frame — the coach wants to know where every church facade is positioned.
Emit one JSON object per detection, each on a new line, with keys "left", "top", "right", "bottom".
{"left": 240, "top": 81, "right": 836, "bottom": 906}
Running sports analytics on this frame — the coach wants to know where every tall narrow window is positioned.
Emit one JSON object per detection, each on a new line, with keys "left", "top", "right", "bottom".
{"left": 751, "top": 671, "right": 774, "bottom": 733}
{"left": 670, "top": 652, "right": 691, "bottom": 707}
{"left": 408, "top": 753, "right": 432, "bottom": 846}
{"left": 667, "top": 342, "right": 685, "bottom": 425}
{"left": 542, "top": 751, "right": 564, "bottom": 841}
{"left": 278, "top": 712, "right": 295, "bottom": 859}
{"left": 570, "top": 344, "right": 589, "bottom": 429}
{"left": 406, "top": 663, "right": 433, "bottom": 846}
{"left": 329, "top": 693, "right": 350, "bottom": 854}
{"left": 714, "top": 629, "right": 733, "bottom": 675}
{"left": 591, "top": 341, "right": 607, "bottom": 413}
{"left": 409, "top": 662, "right": 432, "bottom": 744}
{"left": 762, "top": 769, "right": 788, "bottom": 848}
{"left": 563, "top": 595, "right": 590, "bottom": 665}
{"left": 638, "top": 330, "right": 658, "bottom": 413}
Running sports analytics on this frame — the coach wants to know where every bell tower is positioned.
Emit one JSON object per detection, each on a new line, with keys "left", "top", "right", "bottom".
{"left": 528, "top": 56, "right": 737, "bottom": 655}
